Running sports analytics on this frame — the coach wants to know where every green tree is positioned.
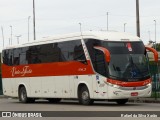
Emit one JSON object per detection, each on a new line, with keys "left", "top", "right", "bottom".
{"left": 153, "top": 43, "right": 160, "bottom": 51}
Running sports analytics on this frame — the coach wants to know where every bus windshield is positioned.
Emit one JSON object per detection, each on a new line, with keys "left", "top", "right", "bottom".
{"left": 108, "top": 53, "right": 149, "bottom": 81}
{"left": 85, "top": 39, "right": 150, "bottom": 82}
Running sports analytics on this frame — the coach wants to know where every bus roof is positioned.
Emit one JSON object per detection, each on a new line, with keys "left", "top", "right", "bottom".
{"left": 3, "top": 31, "right": 141, "bottom": 50}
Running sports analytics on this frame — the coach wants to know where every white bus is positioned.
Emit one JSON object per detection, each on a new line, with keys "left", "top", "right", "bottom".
{"left": 1, "top": 31, "right": 158, "bottom": 105}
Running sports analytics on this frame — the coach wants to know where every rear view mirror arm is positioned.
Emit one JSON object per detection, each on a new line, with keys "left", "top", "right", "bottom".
{"left": 93, "top": 46, "right": 111, "bottom": 63}
{"left": 145, "top": 46, "right": 158, "bottom": 62}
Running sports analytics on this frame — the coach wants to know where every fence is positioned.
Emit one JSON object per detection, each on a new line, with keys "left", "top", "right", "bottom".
{"left": 149, "top": 62, "right": 160, "bottom": 99}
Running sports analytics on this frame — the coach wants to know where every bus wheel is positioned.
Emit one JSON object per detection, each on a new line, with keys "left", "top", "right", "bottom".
{"left": 116, "top": 99, "right": 128, "bottom": 105}
{"left": 79, "top": 86, "right": 93, "bottom": 105}
{"left": 19, "top": 86, "right": 32, "bottom": 103}
{"left": 47, "top": 98, "right": 61, "bottom": 103}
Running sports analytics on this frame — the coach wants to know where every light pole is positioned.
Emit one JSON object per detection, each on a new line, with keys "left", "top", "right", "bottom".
{"left": 124, "top": 23, "right": 127, "bottom": 32}
{"left": 107, "top": 12, "right": 109, "bottom": 31}
{"left": 1, "top": 26, "right": 4, "bottom": 47}
{"left": 148, "top": 30, "right": 151, "bottom": 41}
{"left": 9, "top": 38, "right": 11, "bottom": 45}
{"left": 79, "top": 23, "right": 83, "bottom": 38}
{"left": 10, "top": 25, "right": 12, "bottom": 45}
{"left": 136, "top": 0, "right": 140, "bottom": 37}
{"left": 33, "top": 0, "right": 36, "bottom": 40}
{"left": 28, "top": 16, "right": 31, "bottom": 42}
{"left": 15, "top": 35, "right": 21, "bottom": 44}
{"left": 154, "top": 20, "right": 156, "bottom": 50}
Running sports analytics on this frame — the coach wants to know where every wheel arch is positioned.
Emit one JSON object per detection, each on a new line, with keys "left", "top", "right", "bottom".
{"left": 77, "top": 82, "right": 93, "bottom": 98}
{"left": 18, "top": 83, "right": 28, "bottom": 97}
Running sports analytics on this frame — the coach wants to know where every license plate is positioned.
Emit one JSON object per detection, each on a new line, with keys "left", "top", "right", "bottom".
{"left": 131, "top": 92, "right": 138, "bottom": 96}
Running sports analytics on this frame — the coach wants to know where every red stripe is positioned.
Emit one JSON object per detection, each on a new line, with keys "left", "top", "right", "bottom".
{"left": 2, "top": 60, "right": 94, "bottom": 78}
{"left": 107, "top": 78, "right": 151, "bottom": 87}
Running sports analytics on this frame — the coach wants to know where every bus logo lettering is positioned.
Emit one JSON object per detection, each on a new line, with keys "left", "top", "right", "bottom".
{"left": 11, "top": 66, "right": 32, "bottom": 77}
{"left": 78, "top": 68, "right": 86, "bottom": 72}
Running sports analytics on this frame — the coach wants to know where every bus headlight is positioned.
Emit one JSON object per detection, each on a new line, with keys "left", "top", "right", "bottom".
{"left": 113, "top": 84, "right": 120, "bottom": 88}
{"left": 106, "top": 82, "right": 120, "bottom": 88}
{"left": 146, "top": 83, "right": 151, "bottom": 87}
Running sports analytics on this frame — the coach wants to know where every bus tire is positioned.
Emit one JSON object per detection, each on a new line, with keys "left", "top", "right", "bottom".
{"left": 19, "top": 86, "right": 34, "bottom": 103}
{"left": 116, "top": 99, "right": 128, "bottom": 105}
{"left": 47, "top": 98, "right": 61, "bottom": 103}
{"left": 78, "top": 86, "right": 93, "bottom": 105}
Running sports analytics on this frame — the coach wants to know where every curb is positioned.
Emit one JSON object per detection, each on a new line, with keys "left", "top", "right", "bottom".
{"left": 129, "top": 98, "right": 160, "bottom": 103}
{"left": 0, "top": 95, "right": 6, "bottom": 98}
{"left": 1, "top": 95, "right": 160, "bottom": 103}
{"left": 0, "top": 95, "right": 17, "bottom": 99}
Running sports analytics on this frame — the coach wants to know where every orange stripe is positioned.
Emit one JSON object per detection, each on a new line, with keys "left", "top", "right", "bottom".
{"left": 2, "top": 60, "right": 94, "bottom": 78}
{"left": 107, "top": 78, "right": 151, "bottom": 87}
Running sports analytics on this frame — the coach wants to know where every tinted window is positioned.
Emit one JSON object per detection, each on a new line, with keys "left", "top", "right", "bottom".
{"left": 94, "top": 50, "right": 107, "bottom": 76}
{"left": 59, "top": 40, "right": 86, "bottom": 62}
{"left": 85, "top": 39, "right": 149, "bottom": 80}
{"left": 85, "top": 39, "right": 102, "bottom": 70}
{"left": 101, "top": 41, "right": 145, "bottom": 54}
{"left": 2, "top": 50, "right": 9, "bottom": 65}
{"left": 2, "top": 40, "right": 86, "bottom": 66}
{"left": 85, "top": 39, "right": 108, "bottom": 76}
{"left": 5, "top": 50, "right": 13, "bottom": 66}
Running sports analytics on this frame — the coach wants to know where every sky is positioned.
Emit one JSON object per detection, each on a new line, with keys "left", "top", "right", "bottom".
{"left": 0, "top": 0, "right": 160, "bottom": 49}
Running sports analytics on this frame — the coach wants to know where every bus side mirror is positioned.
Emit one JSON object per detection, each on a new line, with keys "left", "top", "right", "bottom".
{"left": 93, "top": 46, "right": 110, "bottom": 63}
{"left": 145, "top": 46, "right": 158, "bottom": 62}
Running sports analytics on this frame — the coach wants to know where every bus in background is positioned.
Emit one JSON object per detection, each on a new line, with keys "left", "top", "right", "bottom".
{"left": 1, "top": 31, "right": 158, "bottom": 105}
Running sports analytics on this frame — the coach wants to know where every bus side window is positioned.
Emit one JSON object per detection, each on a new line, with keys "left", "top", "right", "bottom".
{"left": 73, "top": 42, "right": 87, "bottom": 64}
{"left": 55, "top": 43, "right": 66, "bottom": 62}
{"left": 2, "top": 50, "right": 9, "bottom": 65}
{"left": 13, "top": 48, "right": 20, "bottom": 65}
{"left": 26, "top": 46, "right": 41, "bottom": 64}
{"left": 94, "top": 49, "right": 108, "bottom": 77}
{"left": 74, "top": 45, "right": 86, "bottom": 62}
{"left": 8, "top": 50, "right": 13, "bottom": 66}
